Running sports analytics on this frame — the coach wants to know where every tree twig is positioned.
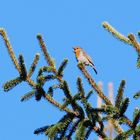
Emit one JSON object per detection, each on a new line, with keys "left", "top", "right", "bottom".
{"left": 0, "top": 28, "right": 21, "bottom": 73}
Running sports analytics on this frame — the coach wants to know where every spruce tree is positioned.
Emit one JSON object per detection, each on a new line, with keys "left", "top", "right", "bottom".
{"left": 0, "top": 22, "right": 140, "bottom": 139}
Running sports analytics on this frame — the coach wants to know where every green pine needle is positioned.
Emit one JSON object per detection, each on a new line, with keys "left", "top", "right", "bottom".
{"left": 137, "top": 55, "right": 140, "bottom": 68}
{"left": 85, "top": 126, "right": 93, "bottom": 140}
{"left": 21, "top": 90, "right": 36, "bottom": 102}
{"left": 61, "top": 100, "right": 70, "bottom": 110}
{"left": 38, "top": 66, "right": 54, "bottom": 76}
{"left": 118, "top": 117, "right": 128, "bottom": 125}
{"left": 28, "top": 53, "right": 40, "bottom": 77}
{"left": 46, "top": 114, "right": 74, "bottom": 139}
{"left": 115, "top": 80, "right": 125, "bottom": 108}
{"left": 132, "top": 108, "right": 140, "bottom": 129}
{"left": 47, "top": 87, "right": 53, "bottom": 97}
{"left": 134, "top": 91, "right": 140, "bottom": 99}
{"left": 86, "top": 90, "right": 93, "bottom": 100}
{"left": 45, "top": 124, "right": 59, "bottom": 139}
{"left": 57, "top": 59, "right": 68, "bottom": 77}
{"left": 18, "top": 54, "right": 27, "bottom": 80}
{"left": 67, "top": 119, "right": 81, "bottom": 139}
{"left": 138, "top": 31, "right": 140, "bottom": 41}
{"left": 119, "top": 98, "right": 129, "bottom": 117}
{"left": 133, "top": 108, "right": 140, "bottom": 119}
{"left": 62, "top": 81, "right": 72, "bottom": 100}
{"left": 35, "top": 86, "right": 46, "bottom": 101}
{"left": 34, "top": 125, "right": 51, "bottom": 135}
{"left": 114, "top": 128, "right": 134, "bottom": 140}
{"left": 37, "top": 34, "right": 55, "bottom": 68}
{"left": 3, "top": 77, "right": 22, "bottom": 92}
{"left": 75, "top": 120, "right": 86, "bottom": 140}
{"left": 134, "top": 125, "right": 140, "bottom": 139}
{"left": 102, "top": 105, "right": 118, "bottom": 115}
{"left": 37, "top": 75, "right": 56, "bottom": 85}
{"left": 77, "top": 77, "right": 85, "bottom": 98}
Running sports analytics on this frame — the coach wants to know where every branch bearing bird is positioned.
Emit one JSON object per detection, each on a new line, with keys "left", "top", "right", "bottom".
{"left": 73, "top": 46, "right": 97, "bottom": 74}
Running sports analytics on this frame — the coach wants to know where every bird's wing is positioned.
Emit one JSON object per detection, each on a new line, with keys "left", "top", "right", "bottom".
{"left": 83, "top": 50, "right": 95, "bottom": 65}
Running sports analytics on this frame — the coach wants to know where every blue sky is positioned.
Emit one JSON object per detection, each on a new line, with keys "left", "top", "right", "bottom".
{"left": 0, "top": 0, "right": 140, "bottom": 139}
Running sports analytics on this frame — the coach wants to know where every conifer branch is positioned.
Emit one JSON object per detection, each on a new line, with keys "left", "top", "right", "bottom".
{"left": 115, "top": 80, "right": 125, "bottom": 108}
{"left": 119, "top": 98, "right": 129, "bottom": 117}
{"left": 31, "top": 80, "right": 78, "bottom": 115}
{"left": 25, "top": 37, "right": 79, "bottom": 115}
{"left": 21, "top": 90, "right": 36, "bottom": 102}
{"left": 134, "top": 125, "right": 140, "bottom": 139}
{"left": 78, "top": 63, "right": 111, "bottom": 105}
{"left": 35, "top": 85, "right": 46, "bottom": 101}
{"left": 44, "top": 94, "right": 79, "bottom": 116}
{"left": 37, "top": 34, "right": 55, "bottom": 68}
{"left": 34, "top": 125, "right": 50, "bottom": 135}
{"left": 114, "top": 128, "right": 134, "bottom": 140}
{"left": 3, "top": 77, "right": 22, "bottom": 92}
{"left": 102, "top": 22, "right": 132, "bottom": 45}
{"left": 47, "top": 87, "right": 53, "bottom": 97}
{"left": 75, "top": 120, "right": 86, "bottom": 140}
{"left": 58, "top": 114, "right": 75, "bottom": 139}
{"left": 137, "top": 55, "right": 140, "bottom": 68}
{"left": 37, "top": 75, "right": 56, "bottom": 85}
{"left": 26, "top": 77, "right": 36, "bottom": 87}
{"left": 0, "top": 28, "right": 21, "bottom": 72}
{"left": 78, "top": 63, "right": 128, "bottom": 134}
{"left": 2, "top": 26, "right": 140, "bottom": 139}
{"left": 0, "top": 30, "right": 78, "bottom": 115}
{"left": 57, "top": 59, "right": 68, "bottom": 77}
{"left": 121, "top": 115, "right": 133, "bottom": 127}
{"left": 38, "top": 66, "right": 54, "bottom": 76}
{"left": 36, "top": 34, "right": 66, "bottom": 83}
{"left": 128, "top": 33, "right": 140, "bottom": 55}
{"left": 86, "top": 90, "right": 93, "bottom": 100}
{"left": 67, "top": 119, "right": 81, "bottom": 139}
{"left": 85, "top": 126, "right": 93, "bottom": 140}
{"left": 102, "top": 22, "right": 140, "bottom": 67}
{"left": 28, "top": 53, "right": 40, "bottom": 78}
{"left": 61, "top": 80, "right": 84, "bottom": 116}
{"left": 77, "top": 77, "right": 85, "bottom": 98}
{"left": 138, "top": 31, "right": 140, "bottom": 37}
{"left": 92, "top": 125, "right": 109, "bottom": 139}
{"left": 79, "top": 56, "right": 134, "bottom": 133}
{"left": 132, "top": 108, "right": 140, "bottom": 129}
{"left": 45, "top": 113, "right": 74, "bottom": 139}
{"left": 33, "top": 83, "right": 78, "bottom": 115}
{"left": 18, "top": 54, "right": 27, "bottom": 80}
{"left": 133, "top": 91, "right": 140, "bottom": 99}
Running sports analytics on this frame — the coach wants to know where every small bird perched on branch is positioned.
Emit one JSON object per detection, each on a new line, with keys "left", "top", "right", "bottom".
{"left": 73, "top": 46, "right": 97, "bottom": 74}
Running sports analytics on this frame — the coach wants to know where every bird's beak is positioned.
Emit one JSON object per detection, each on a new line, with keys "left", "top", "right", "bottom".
{"left": 73, "top": 47, "right": 75, "bottom": 52}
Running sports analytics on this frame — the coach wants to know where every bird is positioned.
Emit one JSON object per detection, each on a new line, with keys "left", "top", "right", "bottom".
{"left": 73, "top": 46, "right": 97, "bottom": 74}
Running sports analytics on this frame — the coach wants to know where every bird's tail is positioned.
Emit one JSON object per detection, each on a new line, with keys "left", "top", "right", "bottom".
{"left": 91, "top": 64, "right": 97, "bottom": 74}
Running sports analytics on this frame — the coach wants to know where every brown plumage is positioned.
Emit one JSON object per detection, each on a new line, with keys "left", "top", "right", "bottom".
{"left": 73, "top": 46, "right": 97, "bottom": 74}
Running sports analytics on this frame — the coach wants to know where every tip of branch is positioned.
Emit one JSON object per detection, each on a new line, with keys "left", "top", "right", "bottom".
{"left": 102, "top": 21, "right": 109, "bottom": 27}
{"left": 36, "top": 53, "right": 40, "bottom": 57}
{"left": 121, "top": 80, "right": 126, "bottom": 86}
{"left": 128, "top": 33, "right": 135, "bottom": 40}
{"left": 0, "top": 28, "right": 6, "bottom": 35}
{"left": 37, "top": 34, "right": 42, "bottom": 40}
{"left": 78, "top": 62, "right": 85, "bottom": 68}
{"left": 0, "top": 28, "right": 5, "bottom": 31}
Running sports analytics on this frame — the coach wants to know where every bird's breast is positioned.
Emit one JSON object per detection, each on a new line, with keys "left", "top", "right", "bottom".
{"left": 77, "top": 51, "right": 87, "bottom": 62}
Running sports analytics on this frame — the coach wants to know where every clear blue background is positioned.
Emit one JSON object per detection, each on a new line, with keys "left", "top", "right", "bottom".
{"left": 0, "top": 0, "right": 140, "bottom": 139}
